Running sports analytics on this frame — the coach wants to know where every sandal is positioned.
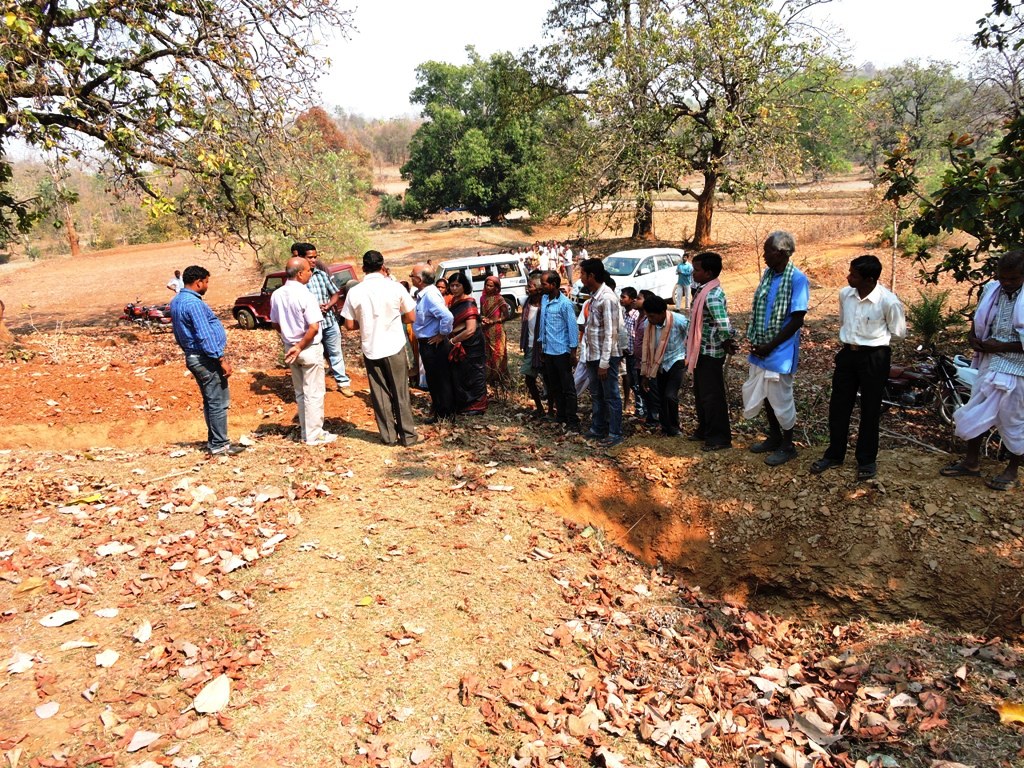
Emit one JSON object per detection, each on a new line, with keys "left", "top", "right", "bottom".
{"left": 986, "top": 476, "right": 1021, "bottom": 491}
{"left": 940, "top": 461, "right": 981, "bottom": 478}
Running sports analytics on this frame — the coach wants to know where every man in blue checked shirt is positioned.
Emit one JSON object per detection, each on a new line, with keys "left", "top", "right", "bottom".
{"left": 169, "top": 266, "right": 245, "bottom": 456}
{"left": 297, "top": 242, "right": 354, "bottom": 397}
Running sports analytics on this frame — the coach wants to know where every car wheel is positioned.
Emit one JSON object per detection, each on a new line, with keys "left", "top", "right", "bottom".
{"left": 502, "top": 295, "right": 518, "bottom": 318}
{"left": 236, "top": 308, "right": 258, "bottom": 330}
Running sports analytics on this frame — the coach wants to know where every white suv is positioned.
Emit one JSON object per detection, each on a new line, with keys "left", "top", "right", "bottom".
{"left": 575, "top": 247, "right": 686, "bottom": 307}
{"left": 438, "top": 253, "right": 530, "bottom": 314}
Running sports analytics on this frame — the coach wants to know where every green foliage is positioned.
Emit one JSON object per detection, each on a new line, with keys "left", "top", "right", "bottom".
{"left": 791, "top": 74, "right": 867, "bottom": 177}
{"left": 375, "top": 193, "right": 425, "bottom": 224}
{"left": 540, "top": 0, "right": 845, "bottom": 245}
{"left": 884, "top": 2, "right": 1024, "bottom": 286}
{"left": 864, "top": 62, "right": 976, "bottom": 173}
{"left": 0, "top": 0, "right": 354, "bottom": 254}
{"left": 905, "top": 290, "right": 965, "bottom": 346}
{"left": 902, "top": 118, "right": 1024, "bottom": 284}
{"left": 876, "top": 223, "right": 942, "bottom": 256}
{"left": 401, "top": 49, "right": 555, "bottom": 222}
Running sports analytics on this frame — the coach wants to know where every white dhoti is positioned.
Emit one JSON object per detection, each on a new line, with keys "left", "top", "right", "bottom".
{"left": 742, "top": 364, "right": 797, "bottom": 430}
{"left": 954, "top": 358, "right": 1024, "bottom": 455}
{"left": 574, "top": 357, "right": 589, "bottom": 398}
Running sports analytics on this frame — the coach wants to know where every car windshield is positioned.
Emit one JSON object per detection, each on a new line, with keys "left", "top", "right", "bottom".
{"left": 603, "top": 256, "right": 639, "bottom": 277}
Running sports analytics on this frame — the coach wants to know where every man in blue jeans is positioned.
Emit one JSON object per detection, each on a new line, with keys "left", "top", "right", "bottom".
{"left": 298, "top": 242, "right": 354, "bottom": 397}
{"left": 580, "top": 258, "right": 624, "bottom": 447}
{"left": 169, "top": 266, "right": 245, "bottom": 456}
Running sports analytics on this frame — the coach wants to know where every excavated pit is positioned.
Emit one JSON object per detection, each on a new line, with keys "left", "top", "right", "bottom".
{"left": 534, "top": 452, "right": 1024, "bottom": 637}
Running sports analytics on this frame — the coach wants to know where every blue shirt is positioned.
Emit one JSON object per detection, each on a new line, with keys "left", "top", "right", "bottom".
{"left": 540, "top": 293, "right": 579, "bottom": 356}
{"left": 650, "top": 312, "right": 690, "bottom": 371}
{"left": 413, "top": 284, "right": 454, "bottom": 338}
{"left": 169, "top": 288, "right": 227, "bottom": 358}
{"left": 747, "top": 268, "right": 809, "bottom": 375}
{"left": 676, "top": 262, "right": 693, "bottom": 286}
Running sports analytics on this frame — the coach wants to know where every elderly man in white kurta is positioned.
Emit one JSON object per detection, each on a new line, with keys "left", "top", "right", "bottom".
{"left": 942, "top": 250, "right": 1024, "bottom": 492}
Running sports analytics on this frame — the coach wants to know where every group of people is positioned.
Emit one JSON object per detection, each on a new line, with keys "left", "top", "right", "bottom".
{"left": 409, "top": 266, "right": 513, "bottom": 421}
{"left": 508, "top": 241, "right": 587, "bottom": 284}
{"left": 166, "top": 234, "right": 1023, "bottom": 491}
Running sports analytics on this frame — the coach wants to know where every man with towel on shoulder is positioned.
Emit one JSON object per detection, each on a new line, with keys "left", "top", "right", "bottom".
{"left": 941, "top": 249, "right": 1024, "bottom": 492}
{"left": 742, "top": 231, "right": 809, "bottom": 466}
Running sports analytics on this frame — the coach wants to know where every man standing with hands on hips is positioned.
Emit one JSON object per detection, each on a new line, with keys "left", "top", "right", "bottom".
{"left": 811, "top": 255, "right": 905, "bottom": 481}
{"left": 271, "top": 256, "right": 336, "bottom": 446}
{"left": 169, "top": 265, "right": 245, "bottom": 456}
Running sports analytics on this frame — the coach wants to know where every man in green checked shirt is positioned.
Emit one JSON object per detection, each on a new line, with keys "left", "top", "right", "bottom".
{"left": 684, "top": 251, "right": 739, "bottom": 450}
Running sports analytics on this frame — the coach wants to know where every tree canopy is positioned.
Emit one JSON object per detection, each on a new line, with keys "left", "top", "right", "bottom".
{"left": 400, "top": 49, "right": 554, "bottom": 222}
{"left": 883, "top": 0, "right": 1024, "bottom": 288}
{"left": 0, "top": 0, "right": 353, "bottom": 252}
{"left": 539, "top": 0, "right": 843, "bottom": 246}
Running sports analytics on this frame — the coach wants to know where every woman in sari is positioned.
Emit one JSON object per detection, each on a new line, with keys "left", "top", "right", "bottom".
{"left": 447, "top": 272, "right": 488, "bottom": 414}
{"left": 480, "top": 275, "right": 512, "bottom": 389}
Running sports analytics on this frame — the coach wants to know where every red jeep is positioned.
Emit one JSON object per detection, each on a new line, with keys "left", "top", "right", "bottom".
{"left": 232, "top": 262, "right": 358, "bottom": 329}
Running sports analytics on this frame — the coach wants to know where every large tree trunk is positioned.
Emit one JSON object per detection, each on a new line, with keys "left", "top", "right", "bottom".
{"left": 692, "top": 171, "right": 718, "bottom": 249}
{"left": 631, "top": 194, "right": 655, "bottom": 240}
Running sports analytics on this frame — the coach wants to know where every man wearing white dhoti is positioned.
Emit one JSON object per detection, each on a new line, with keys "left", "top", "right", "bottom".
{"left": 742, "top": 231, "right": 809, "bottom": 466}
{"left": 941, "top": 250, "right": 1024, "bottom": 491}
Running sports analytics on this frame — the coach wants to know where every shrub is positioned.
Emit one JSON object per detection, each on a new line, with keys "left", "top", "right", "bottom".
{"left": 906, "top": 289, "right": 964, "bottom": 347}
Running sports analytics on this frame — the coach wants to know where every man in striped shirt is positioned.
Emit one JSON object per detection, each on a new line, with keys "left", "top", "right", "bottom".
{"left": 580, "top": 258, "right": 625, "bottom": 447}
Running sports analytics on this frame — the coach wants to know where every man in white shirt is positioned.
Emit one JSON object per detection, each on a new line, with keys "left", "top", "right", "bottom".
{"left": 167, "top": 270, "right": 184, "bottom": 294}
{"left": 811, "top": 255, "right": 906, "bottom": 480}
{"left": 341, "top": 250, "right": 419, "bottom": 447}
{"left": 270, "top": 257, "right": 336, "bottom": 446}
{"left": 562, "top": 245, "right": 574, "bottom": 285}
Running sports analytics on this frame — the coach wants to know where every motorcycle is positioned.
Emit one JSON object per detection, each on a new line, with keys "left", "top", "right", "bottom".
{"left": 882, "top": 346, "right": 974, "bottom": 426}
{"left": 120, "top": 300, "right": 172, "bottom": 331}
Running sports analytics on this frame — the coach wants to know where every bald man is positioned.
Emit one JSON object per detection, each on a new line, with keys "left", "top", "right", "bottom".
{"left": 270, "top": 256, "right": 336, "bottom": 446}
{"left": 409, "top": 262, "right": 455, "bottom": 421}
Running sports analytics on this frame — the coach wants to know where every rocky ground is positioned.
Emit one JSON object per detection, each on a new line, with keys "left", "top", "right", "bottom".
{"left": 1, "top": 201, "right": 1023, "bottom": 767}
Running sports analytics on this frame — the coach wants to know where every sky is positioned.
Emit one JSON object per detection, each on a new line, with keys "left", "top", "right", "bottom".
{"left": 317, "top": 0, "right": 995, "bottom": 119}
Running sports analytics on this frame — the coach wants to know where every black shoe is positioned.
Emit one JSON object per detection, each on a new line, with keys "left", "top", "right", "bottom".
{"left": 810, "top": 457, "right": 842, "bottom": 474}
{"left": 749, "top": 437, "right": 781, "bottom": 454}
{"left": 765, "top": 445, "right": 798, "bottom": 466}
{"left": 701, "top": 442, "right": 731, "bottom": 452}
{"left": 857, "top": 462, "right": 877, "bottom": 481}
{"left": 687, "top": 432, "right": 706, "bottom": 442}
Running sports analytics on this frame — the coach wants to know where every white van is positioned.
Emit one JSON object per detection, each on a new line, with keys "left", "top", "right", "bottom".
{"left": 573, "top": 247, "right": 686, "bottom": 308}
{"left": 437, "top": 253, "right": 530, "bottom": 314}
